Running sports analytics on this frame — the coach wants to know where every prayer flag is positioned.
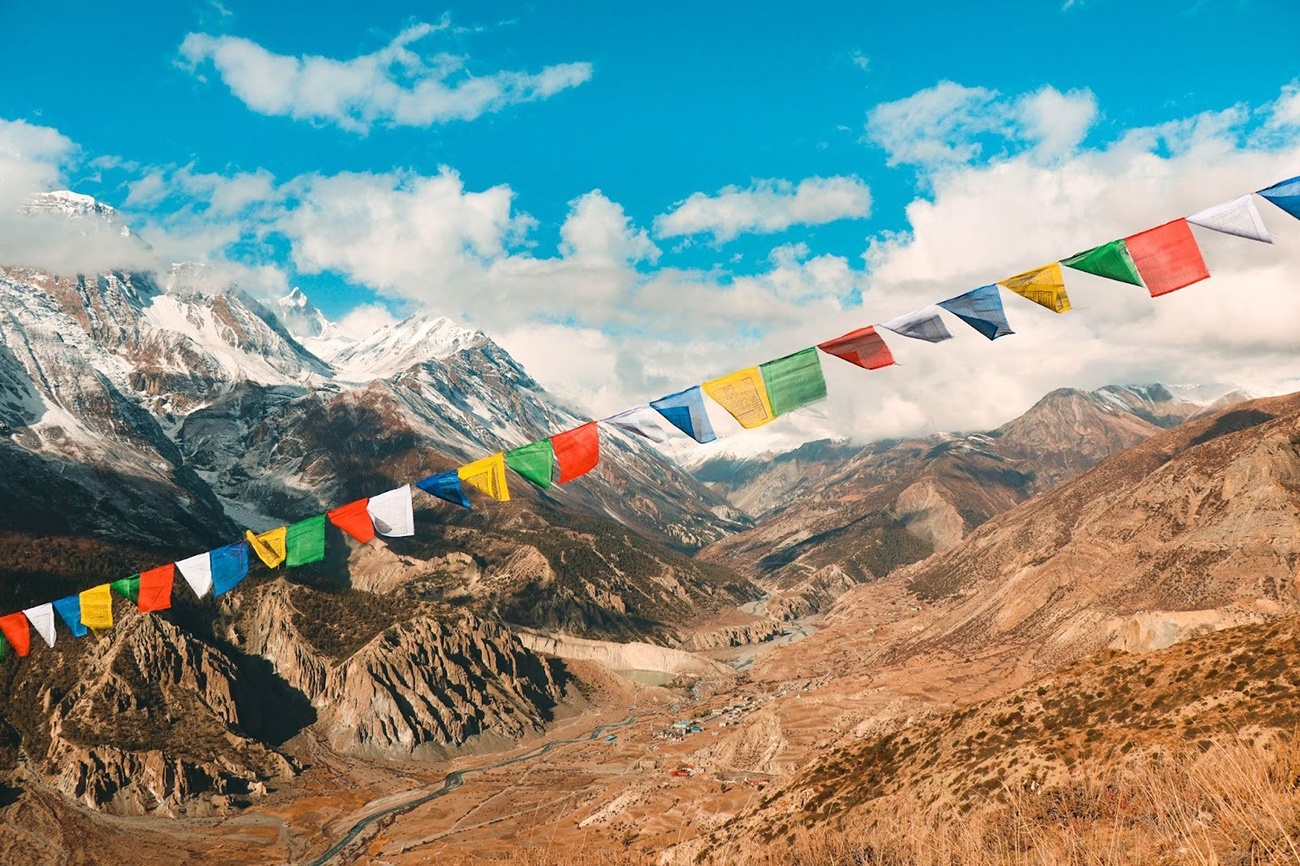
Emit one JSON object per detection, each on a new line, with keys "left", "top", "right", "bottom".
{"left": 651, "top": 387, "right": 717, "bottom": 443}
{"left": 1061, "top": 239, "right": 1143, "bottom": 286}
{"left": 416, "top": 471, "right": 471, "bottom": 509}
{"left": 1258, "top": 176, "right": 1300, "bottom": 220}
{"left": 285, "top": 514, "right": 326, "bottom": 568}
{"left": 138, "top": 565, "right": 174, "bottom": 613}
{"left": 0, "top": 613, "right": 31, "bottom": 657}
{"left": 176, "top": 551, "right": 213, "bottom": 598}
{"left": 552, "top": 422, "right": 600, "bottom": 483}
{"left": 937, "top": 285, "right": 1014, "bottom": 340}
{"left": 0, "top": 634, "right": 6, "bottom": 661}
{"left": 111, "top": 575, "right": 140, "bottom": 604}
{"left": 879, "top": 307, "right": 952, "bottom": 343}
{"left": 817, "top": 326, "right": 895, "bottom": 370}
{"left": 1124, "top": 219, "right": 1210, "bottom": 297}
{"left": 459, "top": 454, "right": 511, "bottom": 502}
{"left": 247, "top": 527, "right": 287, "bottom": 569}
{"left": 53, "top": 595, "right": 87, "bottom": 638}
{"left": 367, "top": 485, "right": 416, "bottom": 536}
{"left": 22, "top": 604, "right": 56, "bottom": 648}
{"left": 79, "top": 585, "right": 113, "bottom": 631}
{"left": 1187, "top": 194, "right": 1272, "bottom": 243}
{"left": 328, "top": 499, "right": 376, "bottom": 543}
{"left": 760, "top": 348, "right": 828, "bottom": 415}
{"left": 998, "top": 262, "right": 1071, "bottom": 313}
{"left": 602, "top": 406, "right": 670, "bottom": 443}
{"left": 702, "top": 368, "right": 775, "bottom": 429}
{"left": 211, "top": 542, "right": 248, "bottom": 597}
{"left": 505, "top": 440, "right": 556, "bottom": 488}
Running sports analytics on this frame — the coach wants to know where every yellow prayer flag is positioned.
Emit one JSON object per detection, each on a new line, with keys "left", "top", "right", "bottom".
{"left": 702, "top": 367, "right": 775, "bottom": 429}
{"left": 458, "top": 452, "right": 511, "bottom": 502}
{"left": 79, "top": 584, "right": 113, "bottom": 631}
{"left": 246, "top": 527, "right": 288, "bottom": 569}
{"left": 998, "top": 262, "right": 1071, "bottom": 313}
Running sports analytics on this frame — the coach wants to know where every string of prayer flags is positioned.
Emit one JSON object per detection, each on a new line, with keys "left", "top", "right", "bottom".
{"left": 328, "top": 498, "right": 376, "bottom": 543}
{"left": 247, "top": 527, "right": 288, "bottom": 569}
{"left": 367, "top": 485, "right": 416, "bottom": 536}
{"left": 651, "top": 387, "right": 717, "bottom": 444}
{"left": 552, "top": 422, "right": 600, "bottom": 483}
{"left": 80, "top": 585, "right": 113, "bottom": 631}
{"left": 53, "top": 595, "right": 87, "bottom": 638}
{"left": 210, "top": 542, "right": 249, "bottom": 597}
{"left": 138, "top": 565, "right": 174, "bottom": 613}
{"left": 1187, "top": 194, "right": 1272, "bottom": 243}
{"left": 760, "top": 348, "right": 828, "bottom": 415}
{"left": 1061, "top": 239, "right": 1143, "bottom": 286}
{"left": 416, "top": 471, "right": 471, "bottom": 509}
{"left": 23, "top": 604, "right": 56, "bottom": 648}
{"left": 285, "top": 515, "right": 326, "bottom": 567}
{"left": 603, "top": 406, "right": 670, "bottom": 443}
{"left": 506, "top": 440, "right": 556, "bottom": 488}
{"left": 703, "top": 368, "right": 776, "bottom": 429}
{"left": 937, "top": 285, "right": 1014, "bottom": 340}
{"left": 879, "top": 307, "right": 953, "bottom": 343}
{"left": 110, "top": 575, "right": 140, "bottom": 604}
{"left": 817, "top": 326, "right": 895, "bottom": 370}
{"left": 459, "top": 453, "right": 511, "bottom": 502}
{"left": 1258, "top": 175, "right": 1300, "bottom": 220}
{"left": 999, "top": 262, "right": 1071, "bottom": 313}
{"left": 177, "top": 551, "right": 214, "bottom": 598}
{"left": 0, "top": 613, "right": 31, "bottom": 657}
{"left": 1124, "top": 219, "right": 1209, "bottom": 297}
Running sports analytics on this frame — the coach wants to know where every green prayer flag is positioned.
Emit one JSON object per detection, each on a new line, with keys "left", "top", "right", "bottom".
{"left": 760, "top": 348, "right": 828, "bottom": 416}
{"left": 111, "top": 575, "right": 140, "bottom": 604}
{"left": 505, "top": 439, "right": 555, "bottom": 488}
{"left": 1061, "top": 239, "right": 1143, "bottom": 286}
{"left": 286, "top": 514, "right": 327, "bottom": 568}
{"left": 0, "top": 632, "right": 7, "bottom": 661}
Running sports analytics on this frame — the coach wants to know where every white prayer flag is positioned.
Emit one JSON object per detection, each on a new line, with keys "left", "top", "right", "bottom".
{"left": 1187, "top": 194, "right": 1272, "bottom": 243}
{"left": 368, "top": 485, "right": 415, "bottom": 537}
{"left": 22, "top": 604, "right": 56, "bottom": 648}
{"left": 177, "top": 551, "right": 213, "bottom": 598}
{"left": 603, "top": 405, "right": 670, "bottom": 443}
{"left": 879, "top": 306, "right": 953, "bottom": 343}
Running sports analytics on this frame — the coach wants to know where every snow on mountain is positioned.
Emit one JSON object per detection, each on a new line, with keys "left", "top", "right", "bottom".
{"left": 21, "top": 190, "right": 133, "bottom": 237}
{"left": 273, "top": 287, "right": 355, "bottom": 361}
{"left": 328, "top": 311, "right": 485, "bottom": 381}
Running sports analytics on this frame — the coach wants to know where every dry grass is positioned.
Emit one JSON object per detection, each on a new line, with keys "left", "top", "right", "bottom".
{"left": 720, "top": 733, "right": 1300, "bottom": 866}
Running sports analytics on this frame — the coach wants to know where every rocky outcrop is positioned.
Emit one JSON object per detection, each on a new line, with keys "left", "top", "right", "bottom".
{"left": 4, "top": 615, "right": 296, "bottom": 816}
{"left": 240, "top": 584, "right": 568, "bottom": 760}
{"left": 518, "top": 630, "right": 734, "bottom": 679}
{"left": 321, "top": 614, "right": 565, "bottom": 759}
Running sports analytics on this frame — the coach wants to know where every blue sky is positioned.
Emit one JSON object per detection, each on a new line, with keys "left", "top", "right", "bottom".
{"left": 1, "top": 0, "right": 1299, "bottom": 442}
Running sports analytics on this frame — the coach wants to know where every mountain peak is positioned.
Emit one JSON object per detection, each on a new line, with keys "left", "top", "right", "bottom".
{"left": 21, "top": 190, "right": 132, "bottom": 238}
{"left": 329, "top": 310, "right": 485, "bottom": 382}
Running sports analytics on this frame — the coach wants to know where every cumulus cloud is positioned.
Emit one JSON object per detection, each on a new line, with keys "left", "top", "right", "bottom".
{"left": 178, "top": 22, "right": 593, "bottom": 133}
{"left": 338, "top": 302, "right": 399, "bottom": 338}
{"left": 866, "top": 81, "right": 1098, "bottom": 169}
{"left": 654, "top": 176, "right": 872, "bottom": 242}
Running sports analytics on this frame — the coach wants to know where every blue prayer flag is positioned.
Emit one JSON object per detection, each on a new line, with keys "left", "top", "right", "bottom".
{"left": 1258, "top": 176, "right": 1300, "bottom": 220}
{"left": 52, "top": 595, "right": 87, "bottom": 638}
{"left": 650, "top": 386, "right": 717, "bottom": 444}
{"left": 416, "top": 470, "right": 471, "bottom": 509}
{"left": 211, "top": 541, "right": 249, "bottom": 597}
{"left": 937, "top": 285, "right": 1014, "bottom": 341}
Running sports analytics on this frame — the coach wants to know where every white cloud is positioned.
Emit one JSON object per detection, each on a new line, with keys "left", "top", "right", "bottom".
{"left": 178, "top": 22, "right": 593, "bottom": 134}
{"left": 654, "top": 176, "right": 872, "bottom": 242}
{"left": 866, "top": 81, "right": 1098, "bottom": 169}
{"left": 338, "top": 302, "right": 399, "bottom": 338}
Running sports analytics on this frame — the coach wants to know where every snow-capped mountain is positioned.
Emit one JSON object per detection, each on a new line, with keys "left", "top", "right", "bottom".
{"left": 327, "top": 311, "right": 485, "bottom": 381}
{"left": 21, "top": 190, "right": 134, "bottom": 237}
{"left": 0, "top": 191, "right": 746, "bottom": 551}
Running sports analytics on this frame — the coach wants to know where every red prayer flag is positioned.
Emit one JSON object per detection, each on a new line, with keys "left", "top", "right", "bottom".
{"left": 138, "top": 564, "right": 174, "bottom": 613}
{"left": 1124, "top": 218, "right": 1210, "bottom": 297}
{"left": 328, "top": 498, "right": 375, "bottom": 544}
{"left": 552, "top": 422, "right": 600, "bottom": 484}
{"left": 817, "top": 325, "right": 896, "bottom": 370}
{"left": 0, "top": 613, "right": 31, "bottom": 657}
